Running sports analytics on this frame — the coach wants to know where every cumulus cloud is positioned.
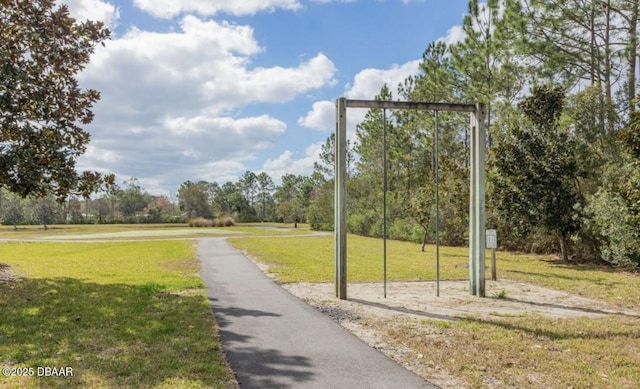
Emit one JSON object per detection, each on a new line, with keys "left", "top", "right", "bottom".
{"left": 297, "top": 101, "right": 335, "bottom": 132}
{"left": 262, "top": 142, "right": 324, "bottom": 182}
{"left": 132, "top": 0, "right": 302, "bottom": 18}
{"left": 345, "top": 59, "right": 421, "bottom": 100}
{"left": 76, "top": 14, "right": 336, "bottom": 194}
{"left": 441, "top": 25, "right": 465, "bottom": 45}
{"left": 56, "top": 0, "right": 120, "bottom": 28}
{"left": 300, "top": 59, "right": 421, "bottom": 141}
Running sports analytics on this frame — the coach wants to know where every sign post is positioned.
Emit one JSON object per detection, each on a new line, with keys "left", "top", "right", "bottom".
{"left": 486, "top": 229, "right": 497, "bottom": 281}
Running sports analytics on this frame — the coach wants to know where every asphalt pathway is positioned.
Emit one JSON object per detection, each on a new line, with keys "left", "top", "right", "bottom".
{"left": 198, "top": 238, "right": 438, "bottom": 389}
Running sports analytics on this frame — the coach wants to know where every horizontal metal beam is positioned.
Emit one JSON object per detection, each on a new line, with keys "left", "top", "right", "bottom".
{"left": 345, "top": 99, "right": 477, "bottom": 113}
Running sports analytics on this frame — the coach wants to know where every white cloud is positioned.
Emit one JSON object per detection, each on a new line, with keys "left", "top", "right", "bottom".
{"left": 76, "top": 15, "right": 336, "bottom": 193}
{"left": 297, "top": 101, "right": 335, "bottom": 131}
{"left": 57, "top": 0, "right": 120, "bottom": 29}
{"left": 441, "top": 25, "right": 465, "bottom": 45}
{"left": 132, "top": 0, "right": 302, "bottom": 18}
{"left": 345, "top": 59, "right": 421, "bottom": 100}
{"left": 301, "top": 59, "right": 422, "bottom": 142}
{"left": 262, "top": 142, "right": 323, "bottom": 182}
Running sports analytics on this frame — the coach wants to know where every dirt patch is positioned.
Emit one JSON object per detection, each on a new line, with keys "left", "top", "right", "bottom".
{"left": 278, "top": 280, "right": 640, "bottom": 389}
{"left": 283, "top": 280, "right": 638, "bottom": 321}
{"left": 0, "top": 263, "right": 16, "bottom": 283}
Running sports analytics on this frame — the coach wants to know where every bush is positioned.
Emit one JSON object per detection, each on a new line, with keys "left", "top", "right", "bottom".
{"left": 223, "top": 216, "right": 235, "bottom": 227}
{"left": 583, "top": 190, "right": 640, "bottom": 267}
{"left": 209, "top": 216, "right": 235, "bottom": 227}
{"left": 188, "top": 217, "right": 213, "bottom": 227}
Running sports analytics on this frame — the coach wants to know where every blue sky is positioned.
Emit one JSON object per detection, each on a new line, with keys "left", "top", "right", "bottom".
{"left": 60, "top": 0, "right": 470, "bottom": 196}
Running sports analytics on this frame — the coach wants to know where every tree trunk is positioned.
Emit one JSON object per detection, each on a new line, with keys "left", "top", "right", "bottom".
{"left": 421, "top": 229, "right": 428, "bottom": 252}
{"left": 629, "top": 0, "right": 638, "bottom": 115}
{"left": 559, "top": 233, "right": 569, "bottom": 262}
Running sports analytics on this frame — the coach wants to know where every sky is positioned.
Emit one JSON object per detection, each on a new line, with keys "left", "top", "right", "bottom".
{"left": 58, "top": 0, "right": 471, "bottom": 196}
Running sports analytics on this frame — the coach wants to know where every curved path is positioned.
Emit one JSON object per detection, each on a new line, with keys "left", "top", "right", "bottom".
{"left": 198, "top": 238, "right": 437, "bottom": 389}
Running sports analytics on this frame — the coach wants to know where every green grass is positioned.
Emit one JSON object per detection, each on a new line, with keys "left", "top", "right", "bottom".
{"left": 0, "top": 240, "right": 235, "bottom": 388}
{"left": 229, "top": 234, "right": 640, "bottom": 309}
{"left": 0, "top": 223, "right": 313, "bottom": 241}
{"left": 230, "top": 233, "right": 640, "bottom": 388}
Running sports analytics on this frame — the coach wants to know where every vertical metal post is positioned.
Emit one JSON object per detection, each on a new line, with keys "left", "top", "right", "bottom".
{"left": 469, "top": 113, "right": 477, "bottom": 295}
{"left": 491, "top": 249, "right": 497, "bottom": 281}
{"left": 476, "top": 104, "right": 486, "bottom": 297}
{"left": 383, "top": 109, "right": 388, "bottom": 299}
{"left": 435, "top": 111, "right": 440, "bottom": 297}
{"left": 335, "top": 98, "right": 348, "bottom": 300}
{"left": 469, "top": 104, "right": 486, "bottom": 297}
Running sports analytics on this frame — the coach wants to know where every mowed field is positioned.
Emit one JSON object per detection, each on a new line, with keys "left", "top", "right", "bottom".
{"left": 2, "top": 224, "right": 640, "bottom": 388}
{"left": 0, "top": 223, "right": 306, "bottom": 389}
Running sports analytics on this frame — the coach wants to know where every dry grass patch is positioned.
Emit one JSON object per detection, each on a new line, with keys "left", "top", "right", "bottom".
{"left": 234, "top": 234, "right": 640, "bottom": 388}
{"left": 381, "top": 315, "right": 640, "bottom": 388}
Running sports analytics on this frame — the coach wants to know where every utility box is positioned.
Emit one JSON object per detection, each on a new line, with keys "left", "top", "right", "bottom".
{"left": 486, "top": 229, "right": 497, "bottom": 249}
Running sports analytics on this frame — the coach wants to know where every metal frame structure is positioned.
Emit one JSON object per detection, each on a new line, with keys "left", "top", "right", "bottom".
{"left": 334, "top": 98, "right": 486, "bottom": 300}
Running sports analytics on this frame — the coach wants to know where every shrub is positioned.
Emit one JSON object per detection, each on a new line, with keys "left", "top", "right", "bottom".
{"left": 210, "top": 216, "right": 235, "bottom": 227}
{"left": 583, "top": 190, "right": 640, "bottom": 267}
{"left": 188, "top": 217, "right": 213, "bottom": 227}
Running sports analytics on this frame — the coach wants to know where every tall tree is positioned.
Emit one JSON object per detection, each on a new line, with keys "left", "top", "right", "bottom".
{"left": 451, "top": 0, "right": 526, "bottom": 145}
{"left": 275, "top": 174, "right": 306, "bottom": 225}
{"left": 256, "top": 172, "right": 274, "bottom": 221}
{"left": 117, "top": 178, "right": 148, "bottom": 220}
{"left": 507, "top": 0, "right": 629, "bottom": 133}
{"left": 30, "top": 194, "right": 59, "bottom": 229}
{"left": 492, "top": 86, "right": 582, "bottom": 261}
{"left": 239, "top": 171, "right": 258, "bottom": 211}
{"left": 177, "top": 180, "right": 215, "bottom": 219}
{"left": 0, "top": 0, "right": 110, "bottom": 199}
{"left": 1, "top": 191, "right": 25, "bottom": 229}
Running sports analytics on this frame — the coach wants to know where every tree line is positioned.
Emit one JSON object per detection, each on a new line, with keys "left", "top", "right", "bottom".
{"left": 304, "top": 0, "right": 640, "bottom": 267}
{"left": 2, "top": 0, "right": 640, "bottom": 267}
{"left": 0, "top": 172, "right": 322, "bottom": 227}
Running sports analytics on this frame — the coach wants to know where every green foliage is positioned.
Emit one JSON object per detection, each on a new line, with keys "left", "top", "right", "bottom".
{"left": 30, "top": 194, "right": 61, "bottom": 227}
{"left": 0, "top": 0, "right": 110, "bottom": 200}
{"left": 177, "top": 180, "right": 215, "bottom": 219}
{"left": 492, "top": 86, "right": 582, "bottom": 261}
{"left": 256, "top": 172, "right": 275, "bottom": 221}
{"left": 117, "top": 178, "right": 150, "bottom": 219}
{"left": 582, "top": 158, "right": 640, "bottom": 267}
{"left": 620, "top": 95, "right": 640, "bottom": 159}
{"left": 1, "top": 191, "right": 25, "bottom": 228}
{"left": 306, "top": 181, "right": 334, "bottom": 231}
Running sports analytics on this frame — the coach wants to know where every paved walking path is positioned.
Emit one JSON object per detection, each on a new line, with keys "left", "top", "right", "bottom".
{"left": 198, "top": 238, "right": 438, "bottom": 389}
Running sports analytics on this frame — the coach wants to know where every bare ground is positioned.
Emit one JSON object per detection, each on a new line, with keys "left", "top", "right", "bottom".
{"left": 277, "top": 279, "right": 640, "bottom": 389}
{"left": 0, "top": 263, "right": 15, "bottom": 283}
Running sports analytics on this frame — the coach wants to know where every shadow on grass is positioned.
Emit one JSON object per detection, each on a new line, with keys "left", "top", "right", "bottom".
{"left": 505, "top": 269, "right": 625, "bottom": 287}
{"left": 545, "top": 258, "right": 640, "bottom": 273}
{"left": 501, "top": 297, "right": 640, "bottom": 318}
{"left": 0, "top": 277, "right": 234, "bottom": 388}
{"left": 208, "top": 298, "right": 315, "bottom": 388}
{"left": 460, "top": 315, "right": 640, "bottom": 341}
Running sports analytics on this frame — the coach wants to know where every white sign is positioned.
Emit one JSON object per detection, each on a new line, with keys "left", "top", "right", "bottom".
{"left": 486, "top": 229, "right": 497, "bottom": 249}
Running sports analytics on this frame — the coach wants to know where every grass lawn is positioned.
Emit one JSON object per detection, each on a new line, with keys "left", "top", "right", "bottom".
{"left": 229, "top": 234, "right": 640, "bottom": 388}
{"left": 0, "top": 240, "right": 236, "bottom": 388}
{"left": 0, "top": 223, "right": 312, "bottom": 241}
{"left": 229, "top": 234, "right": 640, "bottom": 308}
